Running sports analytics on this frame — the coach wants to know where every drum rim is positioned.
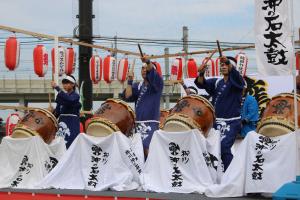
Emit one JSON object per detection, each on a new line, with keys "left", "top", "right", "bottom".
{"left": 257, "top": 116, "right": 295, "bottom": 134}
{"left": 176, "top": 95, "right": 215, "bottom": 119}
{"left": 12, "top": 125, "right": 38, "bottom": 137}
{"left": 271, "top": 93, "right": 300, "bottom": 100}
{"left": 87, "top": 117, "right": 120, "bottom": 133}
{"left": 99, "top": 98, "right": 136, "bottom": 121}
{"left": 25, "top": 108, "right": 58, "bottom": 130}
{"left": 164, "top": 113, "right": 201, "bottom": 131}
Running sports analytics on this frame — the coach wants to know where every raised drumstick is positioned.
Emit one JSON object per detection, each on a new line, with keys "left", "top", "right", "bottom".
{"left": 216, "top": 40, "right": 222, "bottom": 57}
{"left": 137, "top": 43, "right": 144, "bottom": 58}
{"left": 197, "top": 49, "right": 217, "bottom": 72}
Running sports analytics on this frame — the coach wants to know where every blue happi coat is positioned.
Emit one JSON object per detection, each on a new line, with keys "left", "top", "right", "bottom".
{"left": 122, "top": 68, "right": 163, "bottom": 150}
{"left": 194, "top": 67, "right": 244, "bottom": 170}
{"left": 54, "top": 87, "right": 81, "bottom": 148}
{"left": 241, "top": 94, "right": 259, "bottom": 137}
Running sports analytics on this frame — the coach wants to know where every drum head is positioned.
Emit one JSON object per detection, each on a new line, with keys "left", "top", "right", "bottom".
{"left": 86, "top": 117, "right": 120, "bottom": 137}
{"left": 258, "top": 125, "right": 291, "bottom": 137}
{"left": 11, "top": 127, "right": 37, "bottom": 138}
{"left": 163, "top": 114, "right": 201, "bottom": 133}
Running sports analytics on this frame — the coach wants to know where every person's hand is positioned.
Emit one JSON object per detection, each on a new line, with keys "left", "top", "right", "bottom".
{"left": 220, "top": 56, "right": 228, "bottom": 64}
{"left": 141, "top": 55, "right": 150, "bottom": 64}
{"left": 198, "top": 63, "right": 207, "bottom": 73}
{"left": 127, "top": 71, "right": 134, "bottom": 81}
{"left": 51, "top": 81, "right": 57, "bottom": 89}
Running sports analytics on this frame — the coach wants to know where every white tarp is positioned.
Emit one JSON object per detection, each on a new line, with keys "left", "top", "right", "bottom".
{"left": 254, "top": 0, "right": 294, "bottom": 76}
{"left": 0, "top": 136, "right": 66, "bottom": 189}
{"left": 141, "top": 129, "right": 221, "bottom": 193}
{"left": 39, "top": 133, "right": 143, "bottom": 191}
{"left": 205, "top": 131, "right": 298, "bottom": 197}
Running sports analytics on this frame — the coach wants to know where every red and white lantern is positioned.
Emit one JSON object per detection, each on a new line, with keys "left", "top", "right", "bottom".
{"left": 5, "top": 36, "right": 20, "bottom": 71}
{"left": 202, "top": 57, "right": 216, "bottom": 77}
{"left": 236, "top": 52, "right": 248, "bottom": 77}
{"left": 103, "top": 55, "right": 116, "bottom": 84}
{"left": 215, "top": 57, "right": 221, "bottom": 76}
{"left": 117, "top": 58, "right": 129, "bottom": 83}
{"left": 186, "top": 58, "right": 198, "bottom": 78}
{"left": 33, "top": 45, "right": 48, "bottom": 77}
{"left": 89, "top": 55, "right": 102, "bottom": 84}
{"left": 65, "top": 47, "right": 76, "bottom": 75}
{"left": 152, "top": 61, "right": 162, "bottom": 77}
{"left": 51, "top": 46, "right": 66, "bottom": 76}
{"left": 170, "top": 58, "right": 183, "bottom": 80}
{"left": 296, "top": 51, "right": 300, "bottom": 71}
{"left": 5, "top": 113, "right": 20, "bottom": 136}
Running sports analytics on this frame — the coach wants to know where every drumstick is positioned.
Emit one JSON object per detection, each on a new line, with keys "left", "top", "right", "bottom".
{"left": 216, "top": 40, "right": 223, "bottom": 57}
{"left": 48, "top": 93, "right": 52, "bottom": 107}
{"left": 130, "top": 58, "right": 136, "bottom": 74}
{"left": 198, "top": 49, "right": 217, "bottom": 72}
{"left": 137, "top": 43, "right": 144, "bottom": 58}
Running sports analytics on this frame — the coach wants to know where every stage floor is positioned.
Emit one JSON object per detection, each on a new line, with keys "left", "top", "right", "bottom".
{"left": 0, "top": 188, "right": 271, "bottom": 200}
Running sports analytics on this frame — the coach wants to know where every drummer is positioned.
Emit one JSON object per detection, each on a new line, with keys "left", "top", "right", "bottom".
{"left": 121, "top": 56, "right": 163, "bottom": 158}
{"left": 51, "top": 75, "right": 82, "bottom": 148}
{"left": 194, "top": 56, "right": 244, "bottom": 171}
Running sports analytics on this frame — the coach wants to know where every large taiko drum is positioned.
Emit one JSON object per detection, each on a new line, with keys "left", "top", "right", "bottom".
{"left": 163, "top": 95, "right": 215, "bottom": 137}
{"left": 159, "top": 109, "right": 170, "bottom": 129}
{"left": 257, "top": 93, "right": 300, "bottom": 137}
{"left": 86, "top": 99, "right": 135, "bottom": 137}
{"left": 12, "top": 108, "right": 58, "bottom": 144}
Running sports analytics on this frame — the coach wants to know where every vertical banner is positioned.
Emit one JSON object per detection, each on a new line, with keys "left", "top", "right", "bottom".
{"left": 255, "top": 0, "right": 293, "bottom": 75}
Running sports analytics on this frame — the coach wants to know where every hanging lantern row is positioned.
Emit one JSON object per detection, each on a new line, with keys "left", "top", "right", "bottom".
{"left": 4, "top": 35, "right": 252, "bottom": 80}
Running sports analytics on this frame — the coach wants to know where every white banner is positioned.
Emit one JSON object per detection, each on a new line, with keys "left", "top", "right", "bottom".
{"left": 0, "top": 136, "right": 66, "bottom": 189}
{"left": 255, "top": 0, "right": 293, "bottom": 75}
{"left": 205, "top": 131, "right": 298, "bottom": 197}
{"left": 39, "top": 133, "right": 142, "bottom": 191}
{"left": 141, "top": 129, "right": 221, "bottom": 193}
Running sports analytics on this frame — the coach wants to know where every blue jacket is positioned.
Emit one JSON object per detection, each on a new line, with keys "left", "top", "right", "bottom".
{"left": 122, "top": 68, "right": 163, "bottom": 121}
{"left": 241, "top": 94, "right": 259, "bottom": 137}
{"left": 54, "top": 87, "right": 82, "bottom": 117}
{"left": 194, "top": 67, "right": 244, "bottom": 119}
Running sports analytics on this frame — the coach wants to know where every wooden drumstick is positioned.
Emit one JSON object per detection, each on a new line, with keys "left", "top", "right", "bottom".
{"left": 130, "top": 58, "right": 136, "bottom": 74}
{"left": 198, "top": 49, "right": 217, "bottom": 72}
{"left": 216, "top": 40, "right": 223, "bottom": 57}
{"left": 137, "top": 43, "right": 144, "bottom": 58}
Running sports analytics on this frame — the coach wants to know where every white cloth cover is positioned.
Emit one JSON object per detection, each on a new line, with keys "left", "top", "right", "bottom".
{"left": 205, "top": 131, "right": 298, "bottom": 197}
{"left": 0, "top": 136, "right": 66, "bottom": 189}
{"left": 39, "top": 133, "right": 142, "bottom": 191}
{"left": 141, "top": 129, "right": 221, "bottom": 193}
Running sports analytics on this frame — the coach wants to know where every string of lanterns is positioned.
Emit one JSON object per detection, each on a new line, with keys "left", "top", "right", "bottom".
{"left": 4, "top": 34, "right": 251, "bottom": 83}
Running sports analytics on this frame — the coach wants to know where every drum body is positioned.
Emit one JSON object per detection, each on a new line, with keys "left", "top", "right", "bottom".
{"left": 12, "top": 109, "right": 58, "bottom": 144}
{"left": 159, "top": 109, "right": 169, "bottom": 129}
{"left": 257, "top": 93, "right": 300, "bottom": 137}
{"left": 163, "top": 95, "right": 215, "bottom": 137}
{"left": 86, "top": 99, "right": 135, "bottom": 137}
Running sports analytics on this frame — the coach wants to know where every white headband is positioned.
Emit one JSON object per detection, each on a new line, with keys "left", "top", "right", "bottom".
{"left": 62, "top": 75, "right": 76, "bottom": 84}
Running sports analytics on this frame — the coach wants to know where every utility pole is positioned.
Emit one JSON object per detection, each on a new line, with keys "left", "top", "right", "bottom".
{"left": 164, "top": 47, "right": 170, "bottom": 109}
{"left": 78, "top": 0, "right": 93, "bottom": 111}
{"left": 182, "top": 26, "right": 188, "bottom": 78}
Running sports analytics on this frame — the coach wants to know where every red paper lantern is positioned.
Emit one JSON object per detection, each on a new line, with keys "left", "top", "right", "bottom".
{"left": 236, "top": 52, "right": 248, "bottom": 77}
{"left": 65, "top": 47, "right": 76, "bottom": 75}
{"left": 103, "top": 55, "right": 116, "bottom": 84}
{"left": 152, "top": 61, "right": 162, "bottom": 77}
{"left": 33, "top": 45, "right": 48, "bottom": 77}
{"left": 215, "top": 57, "right": 221, "bottom": 76}
{"left": 5, "top": 36, "right": 20, "bottom": 71}
{"left": 51, "top": 46, "right": 66, "bottom": 76}
{"left": 296, "top": 51, "right": 300, "bottom": 71}
{"left": 202, "top": 57, "right": 216, "bottom": 77}
{"left": 117, "top": 58, "right": 129, "bottom": 82}
{"left": 5, "top": 113, "right": 20, "bottom": 136}
{"left": 89, "top": 55, "right": 102, "bottom": 84}
{"left": 170, "top": 58, "right": 183, "bottom": 80}
{"left": 186, "top": 58, "right": 198, "bottom": 78}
